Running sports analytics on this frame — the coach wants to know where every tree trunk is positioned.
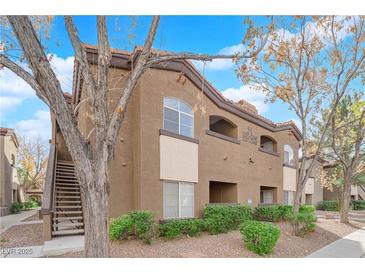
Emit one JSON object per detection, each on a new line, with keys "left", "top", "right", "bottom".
{"left": 293, "top": 184, "right": 303, "bottom": 213}
{"left": 79, "top": 172, "right": 110, "bottom": 257}
{"left": 340, "top": 177, "right": 351, "bottom": 224}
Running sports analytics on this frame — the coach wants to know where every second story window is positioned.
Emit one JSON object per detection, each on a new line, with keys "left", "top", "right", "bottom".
{"left": 284, "top": 144, "right": 294, "bottom": 166}
{"left": 260, "top": 135, "right": 277, "bottom": 153}
{"left": 163, "top": 97, "right": 193, "bottom": 138}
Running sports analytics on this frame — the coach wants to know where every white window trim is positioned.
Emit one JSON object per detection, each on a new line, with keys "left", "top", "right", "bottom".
{"left": 163, "top": 98, "right": 194, "bottom": 138}
{"left": 163, "top": 181, "right": 195, "bottom": 219}
{"left": 284, "top": 144, "right": 294, "bottom": 166}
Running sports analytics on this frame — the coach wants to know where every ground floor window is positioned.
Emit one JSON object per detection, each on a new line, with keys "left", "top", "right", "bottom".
{"left": 284, "top": 191, "right": 294, "bottom": 205}
{"left": 260, "top": 186, "right": 276, "bottom": 204}
{"left": 163, "top": 181, "right": 194, "bottom": 219}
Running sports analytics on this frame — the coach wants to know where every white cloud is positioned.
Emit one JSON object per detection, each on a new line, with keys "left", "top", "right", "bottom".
{"left": 15, "top": 110, "right": 51, "bottom": 141}
{"left": 48, "top": 54, "right": 74, "bottom": 92}
{"left": 0, "top": 54, "right": 74, "bottom": 113}
{"left": 222, "top": 85, "right": 269, "bottom": 114}
{"left": 192, "top": 43, "right": 245, "bottom": 71}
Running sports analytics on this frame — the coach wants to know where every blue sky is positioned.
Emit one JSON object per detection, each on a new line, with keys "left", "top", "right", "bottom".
{"left": 0, "top": 16, "right": 297, "bottom": 140}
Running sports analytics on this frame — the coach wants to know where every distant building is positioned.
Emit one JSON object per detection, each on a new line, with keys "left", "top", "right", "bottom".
{"left": 0, "top": 128, "right": 21, "bottom": 216}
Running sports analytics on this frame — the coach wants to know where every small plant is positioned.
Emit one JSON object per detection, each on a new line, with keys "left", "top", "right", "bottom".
{"left": 352, "top": 200, "right": 365, "bottom": 210}
{"left": 9, "top": 202, "right": 23, "bottom": 214}
{"left": 316, "top": 200, "right": 339, "bottom": 211}
{"left": 299, "top": 204, "right": 316, "bottom": 214}
{"left": 203, "top": 204, "right": 252, "bottom": 234}
{"left": 129, "top": 210, "right": 156, "bottom": 244}
{"left": 240, "top": 220, "right": 281, "bottom": 255}
{"left": 288, "top": 212, "right": 317, "bottom": 237}
{"left": 23, "top": 200, "right": 38, "bottom": 210}
{"left": 159, "top": 218, "right": 206, "bottom": 239}
{"left": 109, "top": 215, "right": 133, "bottom": 240}
{"left": 253, "top": 205, "right": 281, "bottom": 222}
{"left": 277, "top": 205, "right": 293, "bottom": 221}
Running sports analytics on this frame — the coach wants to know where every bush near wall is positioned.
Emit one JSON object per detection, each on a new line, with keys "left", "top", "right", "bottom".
{"left": 317, "top": 200, "right": 340, "bottom": 211}
{"left": 352, "top": 200, "right": 365, "bottom": 210}
{"left": 159, "top": 218, "right": 206, "bottom": 239}
{"left": 109, "top": 210, "right": 156, "bottom": 244}
{"left": 23, "top": 200, "right": 38, "bottom": 210}
{"left": 203, "top": 204, "right": 252, "bottom": 234}
{"left": 9, "top": 202, "right": 23, "bottom": 214}
{"left": 240, "top": 220, "right": 281, "bottom": 255}
{"left": 288, "top": 212, "right": 317, "bottom": 237}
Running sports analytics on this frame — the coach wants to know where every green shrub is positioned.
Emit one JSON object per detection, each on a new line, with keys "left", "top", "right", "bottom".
{"left": 203, "top": 204, "right": 252, "bottom": 234}
{"left": 129, "top": 210, "right": 156, "bottom": 244}
{"left": 10, "top": 202, "right": 23, "bottom": 214}
{"left": 253, "top": 205, "right": 281, "bottom": 222}
{"left": 240, "top": 220, "right": 281, "bottom": 255}
{"left": 109, "top": 215, "right": 133, "bottom": 240}
{"left": 299, "top": 204, "right": 316, "bottom": 214}
{"left": 352, "top": 200, "right": 365, "bottom": 210}
{"left": 288, "top": 212, "right": 317, "bottom": 236}
{"left": 277, "top": 205, "right": 293, "bottom": 220}
{"left": 316, "top": 200, "right": 339, "bottom": 211}
{"left": 23, "top": 200, "right": 38, "bottom": 210}
{"left": 159, "top": 219, "right": 206, "bottom": 239}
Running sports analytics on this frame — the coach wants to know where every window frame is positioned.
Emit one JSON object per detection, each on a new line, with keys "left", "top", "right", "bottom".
{"left": 284, "top": 144, "right": 294, "bottom": 166}
{"left": 163, "top": 181, "right": 195, "bottom": 219}
{"left": 163, "top": 98, "right": 194, "bottom": 138}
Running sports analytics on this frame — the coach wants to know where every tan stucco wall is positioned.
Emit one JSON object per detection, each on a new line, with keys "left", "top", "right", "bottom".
{"left": 305, "top": 178, "right": 315, "bottom": 194}
{"left": 0, "top": 134, "right": 19, "bottom": 207}
{"left": 74, "top": 65, "right": 300, "bottom": 219}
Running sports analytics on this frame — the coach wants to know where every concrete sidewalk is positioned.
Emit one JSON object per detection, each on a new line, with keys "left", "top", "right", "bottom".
{"left": 307, "top": 226, "right": 365, "bottom": 258}
{"left": 0, "top": 209, "right": 39, "bottom": 234}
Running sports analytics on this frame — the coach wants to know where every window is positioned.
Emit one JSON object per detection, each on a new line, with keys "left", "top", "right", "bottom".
{"left": 163, "top": 98, "right": 193, "bottom": 138}
{"left": 163, "top": 181, "right": 194, "bottom": 219}
{"left": 284, "top": 191, "right": 294, "bottom": 205}
{"left": 284, "top": 145, "right": 294, "bottom": 165}
{"left": 209, "top": 115, "right": 238, "bottom": 138}
{"left": 260, "top": 136, "right": 277, "bottom": 153}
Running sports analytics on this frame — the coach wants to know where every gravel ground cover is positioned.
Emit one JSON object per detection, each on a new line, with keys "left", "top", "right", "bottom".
{"left": 54, "top": 216, "right": 364, "bottom": 258}
{"left": 0, "top": 223, "right": 43, "bottom": 248}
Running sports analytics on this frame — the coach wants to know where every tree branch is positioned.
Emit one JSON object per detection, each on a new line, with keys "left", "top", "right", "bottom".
{"left": 0, "top": 54, "right": 50, "bottom": 107}
{"left": 106, "top": 16, "right": 160, "bottom": 159}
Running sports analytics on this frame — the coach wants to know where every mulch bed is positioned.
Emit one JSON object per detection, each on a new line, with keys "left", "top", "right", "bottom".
{"left": 0, "top": 223, "right": 43, "bottom": 248}
{"left": 54, "top": 217, "right": 364, "bottom": 258}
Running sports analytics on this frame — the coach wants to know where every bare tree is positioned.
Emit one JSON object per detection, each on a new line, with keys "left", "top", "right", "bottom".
{"left": 17, "top": 135, "right": 48, "bottom": 192}
{"left": 0, "top": 15, "right": 269, "bottom": 257}
{"left": 237, "top": 16, "right": 365, "bottom": 212}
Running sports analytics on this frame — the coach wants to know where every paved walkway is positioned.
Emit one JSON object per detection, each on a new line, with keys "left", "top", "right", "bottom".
{"left": 307, "top": 226, "right": 365, "bottom": 258}
{"left": 0, "top": 209, "right": 39, "bottom": 234}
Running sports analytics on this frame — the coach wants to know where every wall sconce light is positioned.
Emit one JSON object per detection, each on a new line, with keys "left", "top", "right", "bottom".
{"left": 122, "top": 163, "right": 127, "bottom": 166}
{"left": 223, "top": 156, "right": 228, "bottom": 160}
{"left": 249, "top": 158, "right": 254, "bottom": 164}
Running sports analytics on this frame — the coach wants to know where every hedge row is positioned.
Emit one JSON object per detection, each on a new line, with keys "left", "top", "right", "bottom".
{"left": 10, "top": 200, "right": 39, "bottom": 214}
{"left": 109, "top": 204, "right": 317, "bottom": 254}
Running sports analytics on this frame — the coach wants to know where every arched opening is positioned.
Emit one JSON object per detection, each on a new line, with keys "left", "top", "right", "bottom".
{"left": 209, "top": 115, "right": 238, "bottom": 139}
{"left": 284, "top": 144, "right": 294, "bottom": 165}
{"left": 260, "top": 135, "right": 277, "bottom": 153}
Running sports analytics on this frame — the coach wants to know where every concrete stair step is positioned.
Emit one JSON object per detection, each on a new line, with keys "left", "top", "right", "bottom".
{"left": 55, "top": 205, "right": 82, "bottom": 209}
{"left": 56, "top": 191, "right": 80, "bottom": 194}
{"left": 53, "top": 216, "right": 83, "bottom": 221}
{"left": 52, "top": 229, "right": 84, "bottom": 236}
{"left": 53, "top": 222, "right": 84, "bottom": 228}
{"left": 56, "top": 201, "right": 81, "bottom": 204}
{"left": 54, "top": 211, "right": 82, "bottom": 215}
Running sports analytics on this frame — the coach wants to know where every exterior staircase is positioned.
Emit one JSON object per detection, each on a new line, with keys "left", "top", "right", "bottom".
{"left": 358, "top": 185, "right": 365, "bottom": 200}
{"left": 52, "top": 160, "right": 84, "bottom": 236}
